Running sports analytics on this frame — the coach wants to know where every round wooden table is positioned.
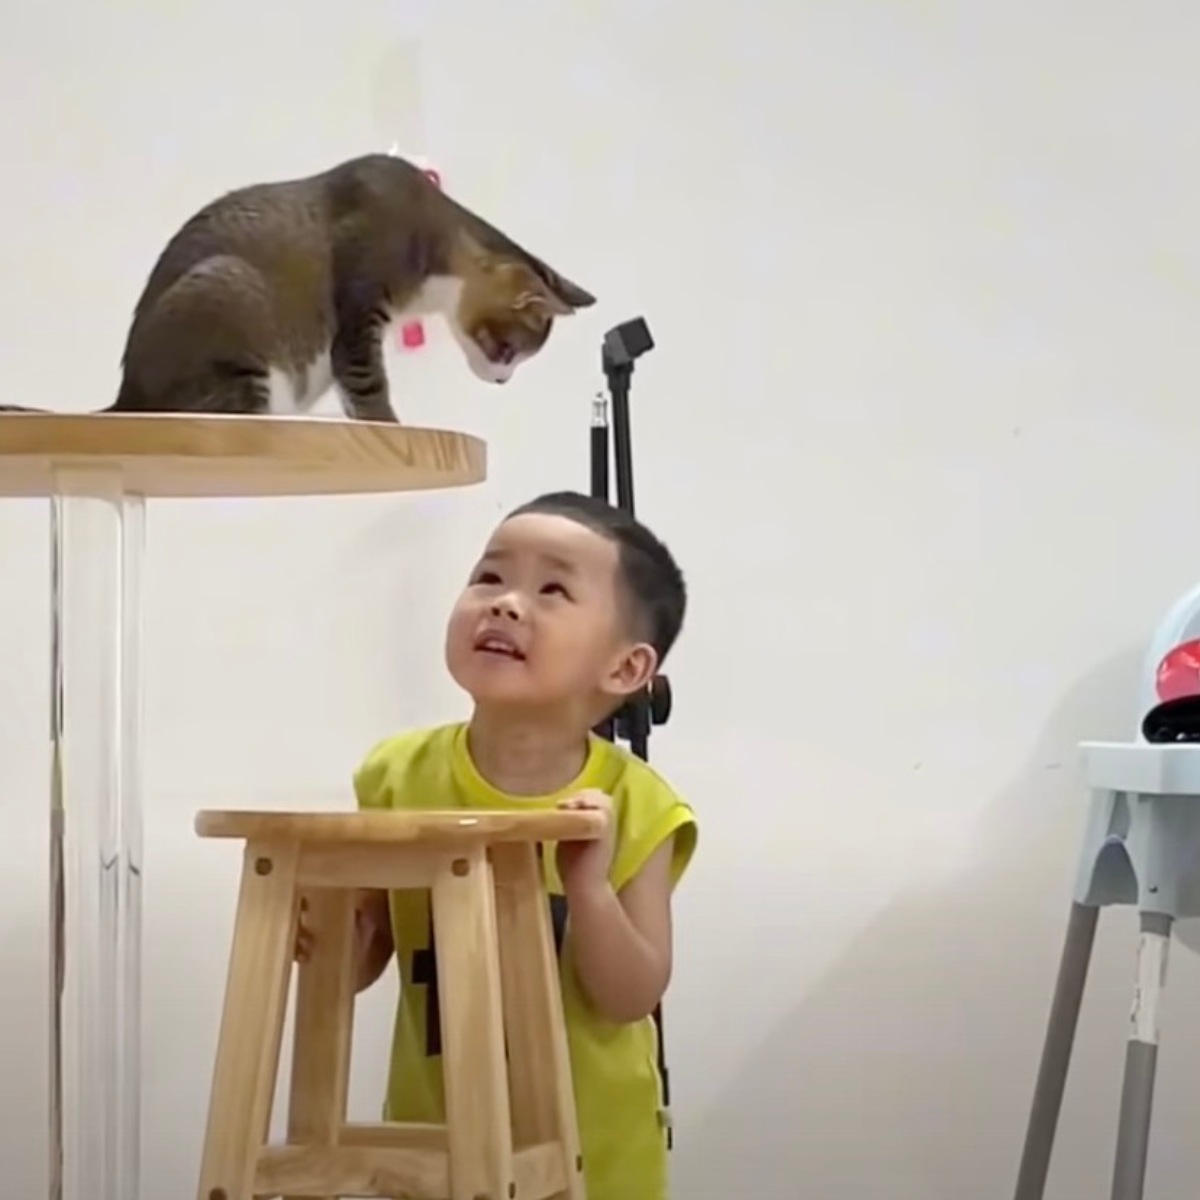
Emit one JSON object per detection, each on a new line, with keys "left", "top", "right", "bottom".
{"left": 0, "top": 412, "right": 486, "bottom": 1200}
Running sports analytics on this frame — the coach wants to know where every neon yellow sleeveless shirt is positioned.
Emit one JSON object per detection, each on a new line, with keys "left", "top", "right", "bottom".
{"left": 353, "top": 722, "right": 698, "bottom": 1200}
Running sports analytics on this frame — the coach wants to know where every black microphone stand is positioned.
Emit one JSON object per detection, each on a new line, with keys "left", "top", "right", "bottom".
{"left": 589, "top": 316, "right": 676, "bottom": 1147}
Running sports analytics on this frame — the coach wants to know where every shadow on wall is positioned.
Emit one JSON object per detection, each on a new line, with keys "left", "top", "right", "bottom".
{"left": 677, "top": 651, "right": 1200, "bottom": 1199}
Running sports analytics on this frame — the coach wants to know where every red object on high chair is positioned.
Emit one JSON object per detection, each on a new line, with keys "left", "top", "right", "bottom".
{"left": 1156, "top": 638, "right": 1200, "bottom": 703}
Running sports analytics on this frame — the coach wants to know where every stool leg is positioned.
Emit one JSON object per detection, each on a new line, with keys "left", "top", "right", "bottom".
{"left": 196, "top": 840, "right": 300, "bottom": 1200}
{"left": 284, "top": 888, "right": 357, "bottom": 1200}
{"left": 1013, "top": 901, "right": 1099, "bottom": 1200}
{"left": 432, "top": 846, "right": 515, "bottom": 1200}
{"left": 1110, "top": 911, "right": 1172, "bottom": 1200}
{"left": 493, "top": 843, "right": 586, "bottom": 1200}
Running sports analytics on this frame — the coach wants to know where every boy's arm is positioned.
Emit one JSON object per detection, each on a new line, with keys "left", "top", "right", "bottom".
{"left": 353, "top": 888, "right": 396, "bottom": 992}
{"left": 563, "top": 836, "right": 676, "bottom": 1025}
{"left": 350, "top": 737, "right": 406, "bottom": 991}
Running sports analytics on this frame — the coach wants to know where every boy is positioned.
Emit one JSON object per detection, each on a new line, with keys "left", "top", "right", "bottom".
{"left": 327, "top": 490, "right": 697, "bottom": 1200}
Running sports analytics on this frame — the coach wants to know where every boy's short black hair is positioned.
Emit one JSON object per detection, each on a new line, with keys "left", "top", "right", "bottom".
{"left": 505, "top": 491, "right": 687, "bottom": 664}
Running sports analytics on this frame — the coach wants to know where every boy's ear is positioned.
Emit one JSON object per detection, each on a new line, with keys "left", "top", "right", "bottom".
{"left": 601, "top": 642, "right": 658, "bottom": 702}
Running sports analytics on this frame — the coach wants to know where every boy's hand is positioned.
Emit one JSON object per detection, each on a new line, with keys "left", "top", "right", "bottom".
{"left": 293, "top": 892, "right": 384, "bottom": 966}
{"left": 294, "top": 896, "right": 314, "bottom": 963}
{"left": 555, "top": 789, "right": 615, "bottom": 897}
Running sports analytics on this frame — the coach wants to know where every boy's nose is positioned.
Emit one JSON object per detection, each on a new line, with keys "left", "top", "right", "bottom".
{"left": 489, "top": 593, "right": 522, "bottom": 619}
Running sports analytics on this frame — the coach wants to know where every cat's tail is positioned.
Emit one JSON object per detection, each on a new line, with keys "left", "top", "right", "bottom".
{"left": 0, "top": 370, "right": 147, "bottom": 413}
{"left": 0, "top": 395, "right": 123, "bottom": 413}
{"left": 0, "top": 401, "right": 122, "bottom": 414}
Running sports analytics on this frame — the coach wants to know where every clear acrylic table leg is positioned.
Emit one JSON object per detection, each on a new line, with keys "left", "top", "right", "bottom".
{"left": 49, "top": 466, "right": 144, "bottom": 1200}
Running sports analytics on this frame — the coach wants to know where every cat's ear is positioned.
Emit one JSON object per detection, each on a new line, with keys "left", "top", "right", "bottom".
{"left": 519, "top": 263, "right": 596, "bottom": 315}
{"left": 513, "top": 286, "right": 573, "bottom": 317}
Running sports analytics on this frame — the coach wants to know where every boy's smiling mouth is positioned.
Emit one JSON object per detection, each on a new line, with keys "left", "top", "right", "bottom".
{"left": 473, "top": 629, "right": 527, "bottom": 661}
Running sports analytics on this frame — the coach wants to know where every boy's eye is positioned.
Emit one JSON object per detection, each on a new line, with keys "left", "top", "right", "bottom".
{"left": 541, "top": 581, "right": 570, "bottom": 598}
{"left": 473, "top": 570, "right": 501, "bottom": 586}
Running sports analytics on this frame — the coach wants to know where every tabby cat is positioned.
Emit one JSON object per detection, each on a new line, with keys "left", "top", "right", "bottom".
{"left": 1, "top": 153, "right": 594, "bottom": 419}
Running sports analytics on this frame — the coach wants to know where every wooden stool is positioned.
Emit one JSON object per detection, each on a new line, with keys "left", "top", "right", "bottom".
{"left": 193, "top": 808, "right": 604, "bottom": 1200}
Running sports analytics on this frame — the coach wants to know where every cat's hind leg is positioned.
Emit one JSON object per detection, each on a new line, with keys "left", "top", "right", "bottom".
{"left": 115, "top": 255, "right": 276, "bottom": 414}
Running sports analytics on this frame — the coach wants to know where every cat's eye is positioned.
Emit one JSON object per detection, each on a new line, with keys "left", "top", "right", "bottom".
{"left": 495, "top": 342, "right": 516, "bottom": 366}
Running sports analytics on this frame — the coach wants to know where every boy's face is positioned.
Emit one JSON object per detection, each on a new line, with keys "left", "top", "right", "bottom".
{"left": 445, "top": 512, "right": 656, "bottom": 714}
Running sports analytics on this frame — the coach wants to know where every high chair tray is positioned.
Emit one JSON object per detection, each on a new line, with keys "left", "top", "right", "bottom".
{"left": 1080, "top": 741, "right": 1200, "bottom": 796}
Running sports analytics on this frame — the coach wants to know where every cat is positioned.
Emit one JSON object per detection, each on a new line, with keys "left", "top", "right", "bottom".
{"left": 0, "top": 153, "right": 594, "bottom": 420}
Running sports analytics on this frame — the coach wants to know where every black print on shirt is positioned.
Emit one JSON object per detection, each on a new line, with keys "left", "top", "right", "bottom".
{"left": 415, "top": 891, "right": 568, "bottom": 1059}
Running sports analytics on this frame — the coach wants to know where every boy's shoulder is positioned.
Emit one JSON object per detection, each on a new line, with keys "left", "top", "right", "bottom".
{"left": 591, "top": 738, "right": 698, "bottom": 891}
{"left": 353, "top": 722, "right": 460, "bottom": 808}
{"left": 594, "top": 736, "right": 687, "bottom": 804}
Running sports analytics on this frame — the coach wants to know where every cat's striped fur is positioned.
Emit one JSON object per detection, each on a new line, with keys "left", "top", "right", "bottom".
{"left": 1, "top": 153, "right": 594, "bottom": 419}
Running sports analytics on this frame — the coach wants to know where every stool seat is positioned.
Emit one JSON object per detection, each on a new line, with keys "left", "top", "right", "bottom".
{"left": 194, "top": 807, "right": 607, "bottom": 846}
{"left": 194, "top": 806, "right": 598, "bottom": 1200}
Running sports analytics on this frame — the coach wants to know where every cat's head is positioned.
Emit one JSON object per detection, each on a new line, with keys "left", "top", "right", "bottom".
{"left": 445, "top": 241, "right": 595, "bottom": 384}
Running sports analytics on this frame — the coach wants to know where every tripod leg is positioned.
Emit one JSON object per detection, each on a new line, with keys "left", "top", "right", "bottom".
{"left": 1014, "top": 901, "right": 1100, "bottom": 1200}
{"left": 1110, "top": 911, "right": 1172, "bottom": 1200}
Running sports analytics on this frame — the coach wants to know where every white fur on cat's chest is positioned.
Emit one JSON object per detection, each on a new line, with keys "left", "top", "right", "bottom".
{"left": 263, "top": 278, "right": 466, "bottom": 416}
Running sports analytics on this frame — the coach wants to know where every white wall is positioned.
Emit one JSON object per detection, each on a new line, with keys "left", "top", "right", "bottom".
{"left": 4, "top": 0, "right": 1200, "bottom": 1195}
